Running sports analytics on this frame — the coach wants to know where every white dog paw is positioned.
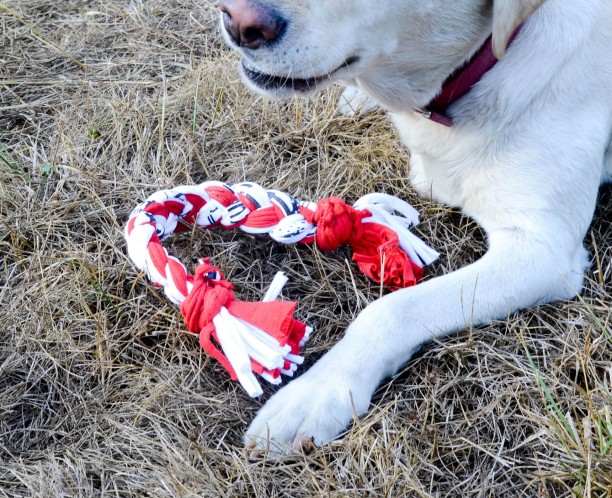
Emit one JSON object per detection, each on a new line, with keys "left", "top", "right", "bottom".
{"left": 337, "top": 86, "right": 377, "bottom": 116}
{"left": 244, "top": 365, "right": 370, "bottom": 458}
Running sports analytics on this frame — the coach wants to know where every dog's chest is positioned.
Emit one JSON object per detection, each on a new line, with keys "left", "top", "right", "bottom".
{"left": 390, "top": 112, "right": 478, "bottom": 209}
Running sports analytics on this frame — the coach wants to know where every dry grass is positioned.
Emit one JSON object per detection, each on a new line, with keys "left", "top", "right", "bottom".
{"left": 1, "top": 1, "right": 611, "bottom": 496}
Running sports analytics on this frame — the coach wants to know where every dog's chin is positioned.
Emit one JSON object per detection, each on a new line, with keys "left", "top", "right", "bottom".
{"left": 240, "top": 57, "right": 359, "bottom": 98}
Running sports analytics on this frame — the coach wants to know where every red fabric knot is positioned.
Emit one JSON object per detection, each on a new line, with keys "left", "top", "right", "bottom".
{"left": 180, "top": 259, "right": 234, "bottom": 333}
{"left": 303, "top": 197, "right": 423, "bottom": 288}
{"left": 350, "top": 224, "right": 423, "bottom": 289}
{"left": 306, "top": 197, "right": 367, "bottom": 251}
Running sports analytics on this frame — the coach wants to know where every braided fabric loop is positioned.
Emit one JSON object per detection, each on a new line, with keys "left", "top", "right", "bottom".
{"left": 125, "top": 181, "right": 439, "bottom": 396}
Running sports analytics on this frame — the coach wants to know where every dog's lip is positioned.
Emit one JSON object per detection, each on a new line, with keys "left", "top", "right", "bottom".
{"left": 241, "top": 56, "right": 360, "bottom": 93}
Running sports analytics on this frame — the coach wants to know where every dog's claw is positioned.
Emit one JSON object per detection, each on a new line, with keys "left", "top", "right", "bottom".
{"left": 244, "top": 441, "right": 262, "bottom": 461}
{"left": 292, "top": 435, "right": 316, "bottom": 455}
{"left": 244, "top": 434, "right": 315, "bottom": 460}
{"left": 246, "top": 447, "right": 263, "bottom": 461}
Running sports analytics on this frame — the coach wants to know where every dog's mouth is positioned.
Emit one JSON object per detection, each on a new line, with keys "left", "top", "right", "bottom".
{"left": 241, "top": 56, "right": 360, "bottom": 94}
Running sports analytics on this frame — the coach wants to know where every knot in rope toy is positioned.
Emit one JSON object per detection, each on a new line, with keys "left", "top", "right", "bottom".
{"left": 125, "top": 181, "right": 439, "bottom": 396}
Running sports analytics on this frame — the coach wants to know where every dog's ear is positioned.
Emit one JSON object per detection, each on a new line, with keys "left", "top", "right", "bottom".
{"left": 492, "top": 0, "right": 546, "bottom": 59}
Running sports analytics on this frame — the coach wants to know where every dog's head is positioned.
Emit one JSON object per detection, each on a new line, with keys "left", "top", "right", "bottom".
{"left": 220, "top": 0, "right": 545, "bottom": 111}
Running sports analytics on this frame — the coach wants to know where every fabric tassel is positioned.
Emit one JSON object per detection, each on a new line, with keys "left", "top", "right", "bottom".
{"left": 181, "top": 262, "right": 308, "bottom": 397}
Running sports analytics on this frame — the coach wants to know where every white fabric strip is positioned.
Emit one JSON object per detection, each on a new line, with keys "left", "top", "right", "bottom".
{"left": 262, "top": 271, "right": 288, "bottom": 302}
{"left": 213, "top": 307, "right": 263, "bottom": 397}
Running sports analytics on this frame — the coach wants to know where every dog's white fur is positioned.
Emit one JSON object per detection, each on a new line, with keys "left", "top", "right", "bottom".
{"left": 221, "top": 0, "right": 612, "bottom": 456}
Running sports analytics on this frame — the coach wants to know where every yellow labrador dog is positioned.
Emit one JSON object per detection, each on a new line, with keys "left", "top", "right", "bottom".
{"left": 218, "top": 0, "right": 612, "bottom": 457}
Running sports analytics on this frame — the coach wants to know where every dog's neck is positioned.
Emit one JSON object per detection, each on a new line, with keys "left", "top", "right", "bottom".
{"left": 417, "top": 26, "right": 522, "bottom": 127}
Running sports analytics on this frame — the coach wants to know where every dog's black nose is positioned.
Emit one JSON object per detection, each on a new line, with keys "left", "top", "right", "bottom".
{"left": 220, "top": 0, "right": 285, "bottom": 49}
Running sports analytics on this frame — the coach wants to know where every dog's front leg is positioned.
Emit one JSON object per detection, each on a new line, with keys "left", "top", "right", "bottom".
{"left": 244, "top": 229, "right": 587, "bottom": 457}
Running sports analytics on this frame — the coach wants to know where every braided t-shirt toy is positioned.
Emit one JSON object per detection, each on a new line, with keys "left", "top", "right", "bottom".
{"left": 125, "top": 181, "right": 438, "bottom": 396}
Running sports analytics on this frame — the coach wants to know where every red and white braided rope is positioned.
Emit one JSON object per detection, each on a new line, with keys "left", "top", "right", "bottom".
{"left": 125, "top": 181, "right": 438, "bottom": 396}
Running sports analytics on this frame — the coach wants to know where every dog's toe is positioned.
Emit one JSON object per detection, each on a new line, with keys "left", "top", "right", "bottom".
{"left": 337, "top": 86, "right": 377, "bottom": 116}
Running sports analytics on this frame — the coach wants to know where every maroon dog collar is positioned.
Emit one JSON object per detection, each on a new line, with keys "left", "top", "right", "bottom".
{"left": 417, "top": 26, "right": 522, "bottom": 126}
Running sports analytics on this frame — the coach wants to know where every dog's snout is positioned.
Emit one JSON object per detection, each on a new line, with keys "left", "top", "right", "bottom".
{"left": 220, "top": 0, "right": 286, "bottom": 49}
